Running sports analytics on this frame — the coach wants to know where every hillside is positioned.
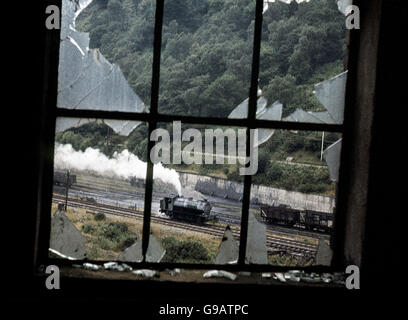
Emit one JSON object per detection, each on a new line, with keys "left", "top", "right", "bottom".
{"left": 76, "top": 0, "right": 345, "bottom": 117}
{"left": 56, "top": 0, "right": 345, "bottom": 195}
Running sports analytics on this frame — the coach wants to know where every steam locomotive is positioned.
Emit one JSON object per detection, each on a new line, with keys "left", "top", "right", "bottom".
{"left": 53, "top": 171, "right": 77, "bottom": 187}
{"left": 260, "top": 203, "right": 333, "bottom": 233}
{"left": 160, "top": 196, "right": 217, "bottom": 223}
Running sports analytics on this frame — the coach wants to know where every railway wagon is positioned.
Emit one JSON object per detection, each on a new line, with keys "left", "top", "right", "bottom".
{"left": 301, "top": 210, "right": 333, "bottom": 233}
{"left": 160, "top": 196, "right": 216, "bottom": 223}
{"left": 260, "top": 204, "right": 299, "bottom": 226}
{"left": 260, "top": 203, "right": 333, "bottom": 233}
{"left": 53, "top": 171, "right": 76, "bottom": 187}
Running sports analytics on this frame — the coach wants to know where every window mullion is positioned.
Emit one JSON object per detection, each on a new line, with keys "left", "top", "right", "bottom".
{"left": 141, "top": 0, "right": 164, "bottom": 260}
{"left": 238, "top": 0, "right": 264, "bottom": 265}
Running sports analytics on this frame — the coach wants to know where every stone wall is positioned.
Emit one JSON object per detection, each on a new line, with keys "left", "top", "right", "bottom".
{"left": 179, "top": 172, "right": 335, "bottom": 213}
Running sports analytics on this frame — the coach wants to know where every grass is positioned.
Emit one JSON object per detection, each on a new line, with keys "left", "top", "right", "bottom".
{"left": 268, "top": 254, "right": 315, "bottom": 267}
{"left": 50, "top": 199, "right": 319, "bottom": 266}
{"left": 50, "top": 203, "right": 220, "bottom": 262}
{"left": 51, "top": 203, "right": 142, "bottom": 260}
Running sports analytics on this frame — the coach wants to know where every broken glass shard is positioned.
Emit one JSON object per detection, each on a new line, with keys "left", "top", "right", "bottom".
{"left": 246, "top": 211, "right": 268, "bottom": 264}
{"left": 228, "top": 98, "right": 282, "bottom": 147}
{"left": 49, "top": 204, "right": 87, "bottom": 260}
{"left": 284, "top": 71, "right": 347, "bottom": 124}
{"left": 323, "top": 138, "right": 342, "bottom": 182}
{"left": 337, "top": 0, "right": 353, "bottom": 15}
{"left": 57, "top": 0, "right": 147, "bottom": 135}
{"left": 215, "top": 226, "right": 239, "bottom": 264}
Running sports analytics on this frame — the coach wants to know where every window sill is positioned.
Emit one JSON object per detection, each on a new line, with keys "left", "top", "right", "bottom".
{"left": 52, "top": 266, "right": 344, "bottom": 289}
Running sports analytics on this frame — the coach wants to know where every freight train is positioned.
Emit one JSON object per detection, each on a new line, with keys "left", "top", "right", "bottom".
{"left": 53, "top": 171, "right": 76, "bottom": 187}
{"left": 160, "top": 196, "right": 217, "bottom": 223}
{"left": 260, "top": 203, "right": 333, "bottom": 233}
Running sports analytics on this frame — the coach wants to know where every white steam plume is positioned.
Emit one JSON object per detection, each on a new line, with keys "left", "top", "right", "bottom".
{"left": 54, "top": 143, "right": 182, "bottom": 195}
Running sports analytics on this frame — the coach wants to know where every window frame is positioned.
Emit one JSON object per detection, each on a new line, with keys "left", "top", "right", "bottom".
{"left": 33, "top": 0, "right": 370, "bottom": 276}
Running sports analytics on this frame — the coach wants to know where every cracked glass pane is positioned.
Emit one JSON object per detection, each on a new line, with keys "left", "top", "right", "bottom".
{"left": 151, "top": 122, "right": 245, "bottom": 265}
{"left": 50, "top": 117, "right": 149, "bottom": 262}
{"left": 57, "top": 0, "right": 152, "bottom": 113}
{"left": 259, "top": 0, "right": 347, "bottom": 125}
{"left": 245, "top": 129, "right": 341, "bottom": 266}
{"left": 228, "top": 95, "right": 283, "bottom": 147}
{"left": 157, "top": 0, "right": 255, "bottom": 118}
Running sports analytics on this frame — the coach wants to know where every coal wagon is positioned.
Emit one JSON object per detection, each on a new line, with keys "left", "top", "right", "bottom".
{"left": 260, "top": 203, "right": 333, "bottom": 233}
{"left": 260, "top": 204, "right": 299, "bottom": 227}
{"left": 301, "top": 210, "right": 333, "bottom": 233}
{"left": 53, "top": 171, "right": 76, "bottom": 187}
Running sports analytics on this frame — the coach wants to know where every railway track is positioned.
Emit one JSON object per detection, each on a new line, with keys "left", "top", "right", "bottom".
{"left": 67, "top": 183, "right": 329, "bottom": 241}
{"left": 266, "top": 224, "right": 331, "bottom": 241}
{"left": 212, "top": 211, "right": 330, "bottom": 241}
{"left": 52, "top": 194, "right": 318, "bottom": 257}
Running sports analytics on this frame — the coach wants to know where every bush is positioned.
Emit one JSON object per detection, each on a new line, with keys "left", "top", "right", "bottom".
{"left": 223, "top": 167, "right": 229, "bottom": 175}
{"left": 252, "top": 161, "right": 333, "bottom": 194}
{"left": 266, "top": 162, "right": 283, "bottom": 181}
{"left": 257, "top": 149, "right": 270, "bottom": 174}
{"left": 82, "top": 224, "right": 96, "bottom": 234}
{"left": 97, "top": 237, "right": 114, "bottom": 250}
{"left": 283, "top": 135, "right": 304, "bottom": 153}
{"left": 117, "top": 237, "right": 137, "bottom": 251}
{"left": 304, "top": 138, "right": 320, "bottom": 153}
{"left": 161, "top": 237, "right": 211, "bottom": 263}
{"left": 100, "top": 222, "right": 128, "bottom": 242}
{"left": 94, "top": 212, "right": 106, "bottom": 221}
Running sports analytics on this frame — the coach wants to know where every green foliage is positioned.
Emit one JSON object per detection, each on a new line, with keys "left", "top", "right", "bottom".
{"left": 245, "top": 129, "right": 338, "bottom": 194}
{"left": 94, "top": 212, "right": 106, "bottom": 221}
{"left": 58, "top": 131, "right": 83, "bottom": 151}
{"left": 61, "top": 1, "right": 345, "bottom": 197}
{"left": 84, "top": 218, "right": 135, "bottom": 252}
{"left": 66, "top": 0, "right": 345, "bottom": 137}
{"left": 282, "top": 134, "right": 304, "bottom": 153}
{"left": 161, "top": 236, "right": 211, "bottom": 263}
{"left": 253, "top": 161, "right": 332, "bottom": 194}
{"left": 100, "top": 222, "right": 129, "bottom": 242}
{"left": 117, "top": 236, "right": 137, "bottom": 251}
{"left": 97, "top": 236, "right": 115, "bottom": 250}
{"left": 82, "top": 224, "right": 96, "bottom": 234}
{"left": 55, "top": 122, "right": 125, "bottom": 154}
{"left": 77, "top": 0, "right": 344, "bottom": 118}
{"left": 257, "top": 148, "right": 270, "bottom": 174}
{"left": 265, "top": 162, "right": 283, "bottom": 181}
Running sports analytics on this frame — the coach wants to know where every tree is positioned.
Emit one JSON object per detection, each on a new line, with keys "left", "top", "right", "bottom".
{"left": 263, "top": 74, "right": 298, "bottom": 116}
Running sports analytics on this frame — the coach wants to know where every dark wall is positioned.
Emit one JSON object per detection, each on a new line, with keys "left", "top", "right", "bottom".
{"left": 5, "top": 0, "right": 403, "bottom": 310}
{"left": 362, "top": 0, "right": 404, "bottom": 284}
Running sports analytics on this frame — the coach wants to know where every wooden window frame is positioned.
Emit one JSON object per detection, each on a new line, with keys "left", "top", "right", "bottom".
{"left": 33, "top": 0, "right": 380, "bottom": 277}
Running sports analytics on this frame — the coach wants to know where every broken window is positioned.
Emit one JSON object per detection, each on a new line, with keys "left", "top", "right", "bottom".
{"left": 43, "top": 0, "right": 350, "bottom": 279}
{"left": 50, "top": 117, "right": 151, "bottom": 262}
{"left": 151, "top": 122, "right": 245, "bottom": 264}
{"left": 259, "top": 0, "right": 347, "bottom": 125}
{"left": 246, "top": 129, "right": 341, "bottom": 266}
{"left": 57, "top": 0, "right": 151, "bottom": 113}
{"left": 157, "top": 0, "right": 255, "bottom": 118}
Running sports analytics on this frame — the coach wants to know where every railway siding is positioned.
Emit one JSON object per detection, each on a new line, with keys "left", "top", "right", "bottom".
{"left": 53, "top": 194, "right": 318, "bottom": 257}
